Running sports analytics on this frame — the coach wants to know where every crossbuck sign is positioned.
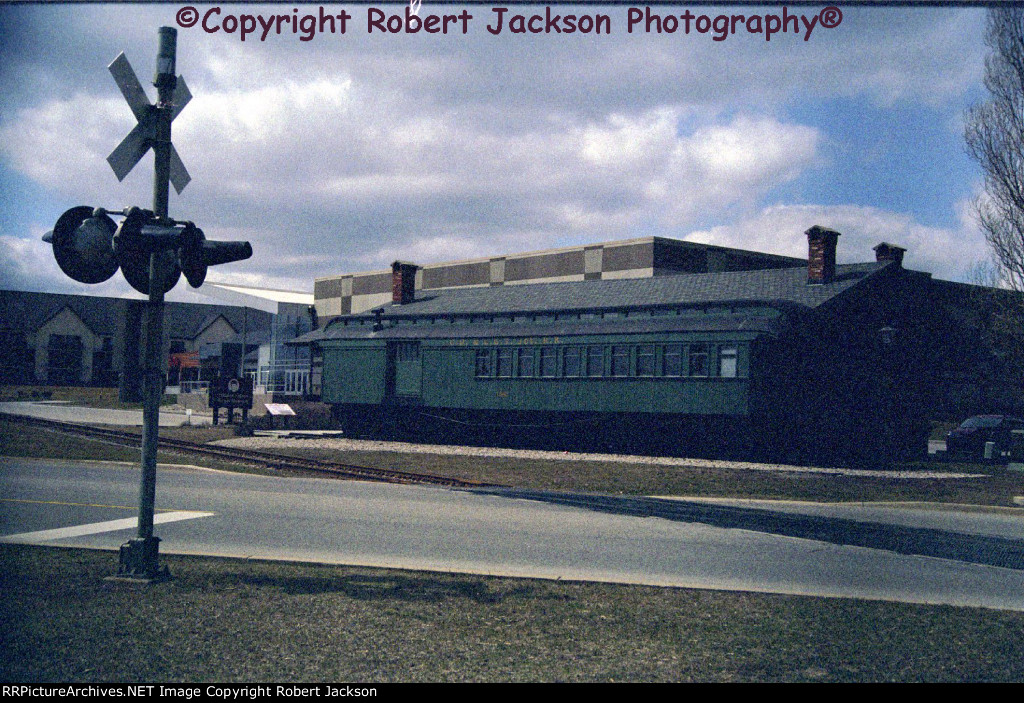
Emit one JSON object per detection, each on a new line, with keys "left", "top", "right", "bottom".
{"left": 107, "top": 52, "right": 192, "bottom": 193}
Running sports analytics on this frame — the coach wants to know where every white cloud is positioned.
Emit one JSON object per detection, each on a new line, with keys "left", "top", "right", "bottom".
{"left": 0, "top": 3, "right": 991, "bottom": 293}
{"left": 684, "top": 201, "right": 990, "bottom": 282}
{"left": 0, "top": 95, "right": 128, "bottom": 200}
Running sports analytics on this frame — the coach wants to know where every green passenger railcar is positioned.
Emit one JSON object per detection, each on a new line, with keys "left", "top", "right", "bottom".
{"left": 300, "top": 237, "right": 935, "bottom": 463}
{"left": 323, "top": 333, "right": 757, "bottom": 416}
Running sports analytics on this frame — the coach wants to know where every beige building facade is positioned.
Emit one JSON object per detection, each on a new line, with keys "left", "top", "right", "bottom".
{"left": 313, "top": 236, "right": 805, "bottom": 323}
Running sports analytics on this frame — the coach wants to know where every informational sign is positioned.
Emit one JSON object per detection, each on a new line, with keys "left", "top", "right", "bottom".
{"left": 265, "top": 403, "right": 296, "bottom": 416}
{"left": 208, "top": 375, "right": 253, "bottom": 410}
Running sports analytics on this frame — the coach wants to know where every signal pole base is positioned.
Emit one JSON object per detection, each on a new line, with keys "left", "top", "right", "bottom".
{"left": 111, "top": 537, "right": 171, "bottom": 583}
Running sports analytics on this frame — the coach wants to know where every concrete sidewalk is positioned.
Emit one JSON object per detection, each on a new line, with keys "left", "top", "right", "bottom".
{"left": 0, "top": 400, "right": 212, "bottom": 427}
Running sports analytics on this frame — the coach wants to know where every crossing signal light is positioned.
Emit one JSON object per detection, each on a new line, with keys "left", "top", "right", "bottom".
{"left": 112, "top": 206, "right": 181, "bottom": 295}
{"left": 178, "top": 222, "right": 253, "bottom": 288}
{"left": 44, "top": 205, "right": 252, "bottom": 294}
{"left": 45, "top": 206, "right": 120, "bottom": 284}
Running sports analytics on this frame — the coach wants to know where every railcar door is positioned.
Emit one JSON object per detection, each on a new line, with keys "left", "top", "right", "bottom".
{"left": 386, "top": 341, "right": 422, "bottom": 401}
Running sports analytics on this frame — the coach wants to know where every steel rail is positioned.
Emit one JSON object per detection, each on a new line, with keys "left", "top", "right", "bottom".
{"left": 0, "top": 412, "right": 503, "bottom": 489}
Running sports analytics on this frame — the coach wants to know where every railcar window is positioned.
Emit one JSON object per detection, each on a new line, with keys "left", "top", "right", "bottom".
{"left": 719, "top": 346, "right": 738, "bottom": 378}
{"left": 611, "top": 345, "right": 630, "bottom": 377}
{"left": 475, "top": 349, "right": 492, "bottom": 378}
{"left": 396, "top": 342, "right": 420, "bottom": 361}
{"left": 518, "top": 347, "right": 535, "bottom": 377}
{"left": 540, "top": 346, "right": 558, "bottom": 377}
{"left": 637, "top": 345, "right": 655, "bottom": 376}
{"left": 663, "top": 344, "right": 682, "bottom": 377}
{"left": 688, "top": 344, "right": 709, "bottom": 377}
{"left": 564, "top": 347, "right": 582, "bottom": 377}
{"left": 496, "top": 348, "right": 513, "bottom": 377}
{"left": 474, "top": 343, "right": 744, "bottom": 381}
{"left": 586, "top": 346, "right": 604, "bottom": 377}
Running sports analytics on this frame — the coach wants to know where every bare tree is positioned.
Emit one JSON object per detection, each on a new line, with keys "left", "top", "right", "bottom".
{"left": 966, "top": 6, "right": 1024, "bottom": 294}
{"left": 965, "top": 5, "right": 1024, "bottom": 387}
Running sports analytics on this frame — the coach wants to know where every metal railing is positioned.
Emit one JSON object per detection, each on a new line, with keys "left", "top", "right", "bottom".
{"left": 248, "top": 364, "right": 310, "bottom": 396}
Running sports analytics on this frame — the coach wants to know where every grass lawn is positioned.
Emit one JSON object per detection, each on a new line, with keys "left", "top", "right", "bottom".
{"left": 261, "top": 444, "right": 1024, "bottom": 506}
{"left": 2, "top": 544, "right": 1022, "bottom": 683}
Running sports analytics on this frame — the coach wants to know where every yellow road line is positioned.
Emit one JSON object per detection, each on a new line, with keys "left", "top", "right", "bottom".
{"left": 0, "top": 498, "right": 179, "bottom": 512}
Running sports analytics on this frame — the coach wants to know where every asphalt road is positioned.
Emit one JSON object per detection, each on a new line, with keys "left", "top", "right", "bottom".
{"left": 3, "top": 456, "right": 1024, "bottom": 611}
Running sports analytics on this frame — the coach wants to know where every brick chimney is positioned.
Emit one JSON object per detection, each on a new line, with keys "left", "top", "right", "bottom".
{"left": 391, "top": 261, "right": 418, "bottom": 304}
{"left": 805, "top": 225, "right": 841, "bottom": 285}
{"left": 872, "top": 242, "right": 906, "bottom": 268}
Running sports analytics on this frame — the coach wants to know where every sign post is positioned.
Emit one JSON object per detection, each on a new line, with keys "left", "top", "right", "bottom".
{"left": 209, "top": 375, "right": 254, "bottom": 425}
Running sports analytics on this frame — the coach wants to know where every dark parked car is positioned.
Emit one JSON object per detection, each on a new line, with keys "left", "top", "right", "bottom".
{"left": 945, "top": 415, "right": 1024, "bottom": 459}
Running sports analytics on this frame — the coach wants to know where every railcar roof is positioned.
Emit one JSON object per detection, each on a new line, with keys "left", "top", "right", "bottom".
{"left": 383, "top": 262, "right": 887, "bottom": 315}
{"left": 297, "top": 260, "right": 896, "bottom": 343}
{"left": 319, "top": 314, "right": 784, "bottom": 342}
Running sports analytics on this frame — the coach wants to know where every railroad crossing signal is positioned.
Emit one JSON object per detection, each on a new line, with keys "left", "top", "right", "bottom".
{"left": 41, "top": 27, "right": 253, "bottom": 582}
{"left": 107, "top": 49, "right": 192, "bottom": 192}
{"left": 44, "top": 27, "right": 252, "bottom": 295}
{"left": 45, "top": 205, "right": 252, "bottom": 295}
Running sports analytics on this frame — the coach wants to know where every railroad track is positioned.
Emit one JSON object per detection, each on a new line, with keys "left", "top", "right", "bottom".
{"left": 0, "top": 412, "right": 503, "bottom": 489}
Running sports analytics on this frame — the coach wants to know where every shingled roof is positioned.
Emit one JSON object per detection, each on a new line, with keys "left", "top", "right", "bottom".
{"left": 0, "top": 290, "right": 273, "bottom": 340}
{"left": 299, "top": 261, "right": 898, "bottom": 343}
{"left": 0, "top": 291, "right": 118, "bottom": 335}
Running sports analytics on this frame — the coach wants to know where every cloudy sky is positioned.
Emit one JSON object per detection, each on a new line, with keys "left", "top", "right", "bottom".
{"left": 0, "top": 2, "right": 997, "bottom": 303}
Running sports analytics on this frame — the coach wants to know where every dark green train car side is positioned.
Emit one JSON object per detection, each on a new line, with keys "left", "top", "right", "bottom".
{"left": 323, "top": 334, "right": 754, "bottom": 414}
{"left": 322, "top": 331, "right": 762, "bottom": 457}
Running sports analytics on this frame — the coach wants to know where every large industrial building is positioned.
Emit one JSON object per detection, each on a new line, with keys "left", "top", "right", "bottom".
{"left": 313, "top": 235, "right": 806, "bottom": 320}
{"left": 298, "top": 227, "right": 1022, "bottom": 463}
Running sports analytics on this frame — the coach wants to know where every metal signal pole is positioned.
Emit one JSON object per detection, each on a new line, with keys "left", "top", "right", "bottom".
{"left": 120, "top": 27, "right": 178, "bottom": 580}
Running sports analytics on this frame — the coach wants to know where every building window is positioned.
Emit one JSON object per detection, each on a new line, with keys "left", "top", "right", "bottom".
{"left": 637, "top": 345, "right": 655, "bottom": 377}
{"left": 564, "top": 347, "right": 582, "bottom": 377}
{"left": 663, "top": 344, "right": 682, "bottom": 377}
{"left": 475, "top": 349, "right": 492, "bottom": 378}
{"left": 539, "top": 346, "right": 558, "bottom": 377}
{"left": 518, "top": 347, "right": 535, "bottom": 377}
{"left": 586, "top": 346, "right": 604, "bottom": 377}
{"left": 688, "top": 344, "right": 709, "bottom": 377}
{"left": 611, "top": 345, "right": 630, "bottom": 377}
{"left": 496, "top": 347, "right": 513, "bottom": 377}
{"left": 719, "top": 346, "right": 738, "bottom": 378}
